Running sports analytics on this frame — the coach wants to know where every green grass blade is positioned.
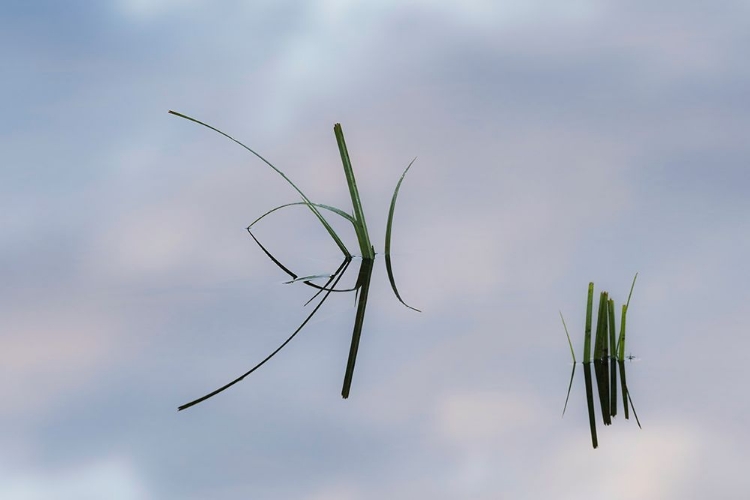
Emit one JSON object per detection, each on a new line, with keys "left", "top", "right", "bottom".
{"left": 383, "top": 158, "right": 419, "bottom": 311}
{"left": 247, "top": 202, "right": 356, "bottom": 230}
{"left": 584, "top": 283, "right": 594, "bottom": 362}
{"left": 607, "top": 299, "right": 616, "bottom": 359}
{"left": 385, "top": 157, "right": 417, "bottom": 255}
{"left": 559, "top": 311, "right": 576, "bottom": 363}
{"left": 617, "top": 304, "right": 628, "bottom": 361}
{"left": 341, "top": 258, "right": 375, "bottom": 398}
{"left": 178, "top": 258, "right": 352, "bottom": 410}
{"left": 169, "top": 110, "right": 351, "bottom": 258}
{"left": 626, "top": 272, "right": 638, "bottom": 308}
{"left": 594, "top": 291, "right": 608, "bottom": 360}
{"left": 334, "top": 123, "right": 374, "bottom": 259}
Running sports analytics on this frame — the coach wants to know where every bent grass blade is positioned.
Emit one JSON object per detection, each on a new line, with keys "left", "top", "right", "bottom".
{"left": 169, "top": 110, "right": 352, "bottom": 258}
{"left": 384, "top": 158, "right": 420, "bottom": 312}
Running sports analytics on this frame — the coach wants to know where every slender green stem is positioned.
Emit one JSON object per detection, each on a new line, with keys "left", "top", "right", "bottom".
{"left": 334, "top": 124, "right": 374, "bottom": 259}
{"left": 584, "top": 283, "right": 594, "bottom": 362}
{"left": 618, "top": 304, "right": 628, "bottom": 361}
{"left": 594, "top": 291, "right": 608, "bottom": 360}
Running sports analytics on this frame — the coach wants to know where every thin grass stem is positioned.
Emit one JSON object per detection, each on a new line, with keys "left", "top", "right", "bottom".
{"left": 584, "top": 283, "right": 594, "bottom": 362}
{"left": 334, "top": 124, "right": 374, "bottom": 259}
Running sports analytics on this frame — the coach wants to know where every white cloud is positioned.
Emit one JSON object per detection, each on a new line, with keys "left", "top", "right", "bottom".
{"left": 0, "top": 456, "right": 149, "bottom": 500}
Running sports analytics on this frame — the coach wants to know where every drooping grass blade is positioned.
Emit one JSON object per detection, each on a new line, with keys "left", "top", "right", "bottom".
{"left": 169, "top": 110, "right": 351, "bottom": 258}
{"left": 334, "top": 124, "right": 374, "bottom": 259}
{"left": 584, "top": 283, "right": 594, "bottom": 362}
{"left": 178, "top": 258, "right": 352, "bottom": 411}
{"left": 341, "top": 258, "right": 375, "bottom": 398}
{"left": 583, "top": 362, "right": 598, "bottom": 449}
{"left": 384, "top": 158, "right": 420, "bottom": 311}
{"left": 560, "top": 311, "right": 576, "bottom": 363}
{"left": 562, "top": 362, "right": 577, "bottom": 417}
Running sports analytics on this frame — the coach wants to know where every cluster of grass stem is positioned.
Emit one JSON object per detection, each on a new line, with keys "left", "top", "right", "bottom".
{"left": 559, "top": 274, "right": 641, "bottom": 448}
{"left": 562, "top": 273, "right": 638, "bottom": 364}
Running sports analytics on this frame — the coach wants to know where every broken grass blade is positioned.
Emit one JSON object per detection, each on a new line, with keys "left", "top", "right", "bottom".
{"left": 169, "top": 110, "right": 351, "bottom": 258}
{"left": 178, "top": 258, "right": 351, "bottom": 411}
{"left": 560, "top": 311, "right": 576, "bottom": 363}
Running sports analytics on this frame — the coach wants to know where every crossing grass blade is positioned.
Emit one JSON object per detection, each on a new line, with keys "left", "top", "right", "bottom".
{"left": 169, "top": 110, "right": 351, "bottom": 258}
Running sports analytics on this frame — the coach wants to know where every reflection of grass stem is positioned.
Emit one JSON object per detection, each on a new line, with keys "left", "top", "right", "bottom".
{"left": 583, "top": 362, "right": 598, "bottom": 449}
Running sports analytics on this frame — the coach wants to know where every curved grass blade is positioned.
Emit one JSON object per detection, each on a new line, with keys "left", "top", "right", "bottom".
{"left": 384, "top": 158, "right": 420, "bottom": 311}
{"left": 169, "top": 110, "right": 351, "bottom": 258}
{"left": 247, "top": 201, "right": 356, "bottom": 230}
{"left": 559, "top": 311, "right": 576, "bottom": 363}
{"left": 178, "top": 258, "right": 351, "bottom": 411}
{"left": 334, "top": 124, "right": 374, "bottom": 259}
